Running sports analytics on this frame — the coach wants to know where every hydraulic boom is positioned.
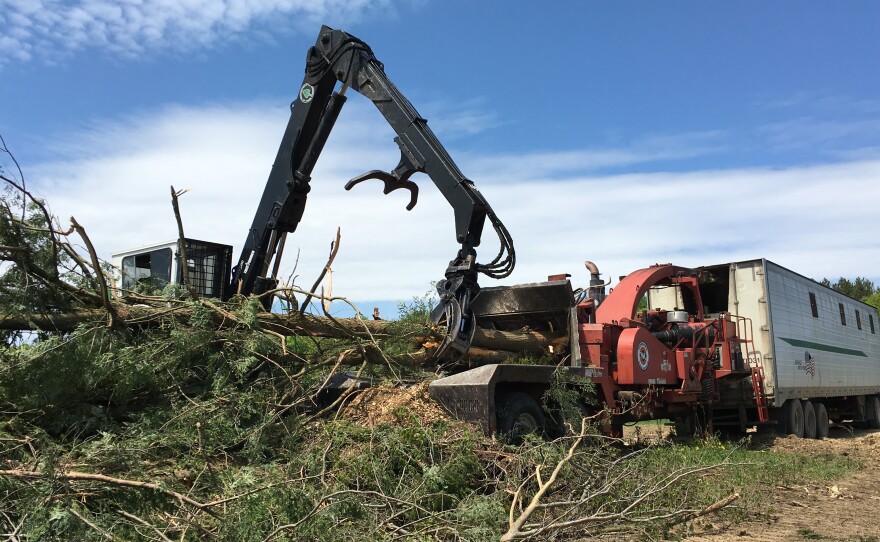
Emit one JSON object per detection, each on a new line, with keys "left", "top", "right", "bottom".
{"left": 226, "top": 25, "right": 515, "bottom": 358}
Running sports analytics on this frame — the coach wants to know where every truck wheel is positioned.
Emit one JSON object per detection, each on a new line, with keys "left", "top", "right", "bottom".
{"left": 814, "top": 402, "right": 829, "bottom": 439}
{"left": 497, "top": 392, "right": 545, "bottom": 441}
{"left": 673, "top": 414, "right": 695, "bottom": 438}
{"left": 867, "top": 396, "right": 880, "bottom": 430}
{"left": 784, "top": 400, "right": 804, "bottom": 438}
{"left": 546, "top": 401, "right": 590, "bottom": 438}
{"left": 802, "top": 400, "right": 817, "bottom": 439}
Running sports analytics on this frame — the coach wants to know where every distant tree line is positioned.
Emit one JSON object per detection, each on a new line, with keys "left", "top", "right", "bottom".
{"left": 821, "top": 276, "right": 880, "bottom": 312}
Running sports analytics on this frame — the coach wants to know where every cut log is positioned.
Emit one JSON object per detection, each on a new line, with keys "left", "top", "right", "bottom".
{"left": 471, "top": 328, "right": 568, "bottom": 354}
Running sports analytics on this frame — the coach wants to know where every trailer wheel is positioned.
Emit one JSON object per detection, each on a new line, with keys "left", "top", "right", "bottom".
{"left": 867, "top": 396, "right": 880, "bottom": 430}
{"left": 497, "top": 392, "right": 545, "bottom": 441}
{"left": 802, "top": 401, "right": 817, "bottom": 439}
{"left": 784, "top": 399, "right": 804, "bottom": 438}
{"left": 814, "top": 402, "right": 829, "bottom": 439}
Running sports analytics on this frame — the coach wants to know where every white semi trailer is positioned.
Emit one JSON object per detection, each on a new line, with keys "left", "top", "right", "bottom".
{"left": 698, "top": 259, "right": 880, "bottom": 437}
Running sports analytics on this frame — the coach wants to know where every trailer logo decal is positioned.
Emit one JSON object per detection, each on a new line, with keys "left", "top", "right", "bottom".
{"left": 804, "top": 351, "right": 815, "bottom": 378}
{"left": 794, "top": 350, "right": 816, "bottom": 378}
{"left": 300, "top": 83, "right": 315, "bottom": 103}
{"left": 637, "top": 342, "right": 650, "bottom": 371}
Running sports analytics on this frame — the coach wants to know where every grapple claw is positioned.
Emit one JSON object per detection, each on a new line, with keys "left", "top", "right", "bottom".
{"left": 429, "top": 293, "right": 477, "bottom": 362}
{"left": 345, "top": 169, "right": 419, "bottom": 210}
{"left": 430, "top": 297, "right": 463, "bottom": 361}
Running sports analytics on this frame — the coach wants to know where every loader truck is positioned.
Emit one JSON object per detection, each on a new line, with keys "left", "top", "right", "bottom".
{"left": 112, "top": 25, "right": 516, "bottom": 361}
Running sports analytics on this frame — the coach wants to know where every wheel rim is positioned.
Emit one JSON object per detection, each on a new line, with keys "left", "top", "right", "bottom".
{"left": 513, "top": 412, "right": 539, "bottom": 435}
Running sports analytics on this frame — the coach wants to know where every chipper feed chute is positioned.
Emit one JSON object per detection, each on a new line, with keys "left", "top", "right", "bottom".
{"left": 468, "top": 280, "right": 575, "bottom": 333}
{"left": 428, "top": 279, "right": 582, "bottom": 434}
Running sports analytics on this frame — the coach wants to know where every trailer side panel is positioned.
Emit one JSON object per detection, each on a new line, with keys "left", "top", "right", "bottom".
{"left": 764, "top": 261, "right": 880, "bottom": 403}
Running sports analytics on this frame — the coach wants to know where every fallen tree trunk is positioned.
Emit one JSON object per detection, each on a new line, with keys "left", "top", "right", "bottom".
{"left": 0, "top": 303, "right": 566, "bottom": 355}
{"left": 0, "top": 304, "right": 390, "bottom": 337}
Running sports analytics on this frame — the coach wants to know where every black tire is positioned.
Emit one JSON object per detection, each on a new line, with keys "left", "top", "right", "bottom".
{"left": 496, "top": 392, "right": 546, "bottom": 440}
{"left": 714, "top": 424, "right": 742, "bottom": 440}
{"left": 867, "top": 396, "right": 880, "bottom": 430}
{"left": 785, "top": 399, "right": 804, "bottom": 438}
{"left": 673, "top": 414, "right": 695, "bottom": 438}
{"left": 815, "top": 402, "right": 830, "bottom": 439}
{"left": 802, "top": 400, "right": 817, "bottom": 439}
{"left": 774, "top": 406, "right": 788, "bottom": 434}
{"left": 693, "top": 404, "right": 714, "bottom": 438}
{"left": 546, "top": 400, "right": 590, "bottom": 438}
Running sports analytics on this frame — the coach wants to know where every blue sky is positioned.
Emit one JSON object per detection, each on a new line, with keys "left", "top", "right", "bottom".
{"left": 2, "top": 1, "right": 879, "bottom": 316}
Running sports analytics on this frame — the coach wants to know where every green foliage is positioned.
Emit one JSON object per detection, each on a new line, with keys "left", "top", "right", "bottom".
{"left": 376, "top": 291, "right": 438, "bottom": 356}
{"left": 0, "top": 198, "right": 76, "bottom": 333}
{"left": 0, "top": 284, "right": 505, "bottom": 540}
{"left": 637, "top": 293, "right": 649, "bottom": 312}
{"left": 542, "top": 368, "right": 598, "bottom": 435}
{"left": 797, "top": 527, "right": 825, "bottom": 539}
{"left": 863, "top": 292, "right": 880, "bottom": 312}
{"left": 397, "top": 290, "right": 437, "bottom": 325}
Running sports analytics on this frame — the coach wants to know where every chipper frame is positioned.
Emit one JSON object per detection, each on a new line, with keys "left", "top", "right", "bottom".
{"left": 430, "top": 263, "right": 754, "bottom": 436}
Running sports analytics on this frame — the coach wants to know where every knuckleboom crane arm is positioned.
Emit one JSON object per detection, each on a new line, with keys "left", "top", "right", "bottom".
{"left": 227, "top": 25, "right": 514, "bottom": 357}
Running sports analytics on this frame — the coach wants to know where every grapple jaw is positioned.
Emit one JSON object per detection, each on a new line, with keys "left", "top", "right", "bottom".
{"left": 429, "top": 276, "right": 479, "bottom": 360}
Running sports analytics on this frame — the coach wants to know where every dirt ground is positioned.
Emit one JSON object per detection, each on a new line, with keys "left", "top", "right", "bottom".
{"left": 683, "top": 426, "right": 880, "bottom": 542}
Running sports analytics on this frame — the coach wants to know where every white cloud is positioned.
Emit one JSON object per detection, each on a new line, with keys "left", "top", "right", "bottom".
{"left": 416, "top": 98, "right": 502, "bottom": 139}
{"left": 752, "top": 92, "right": 880, "bottom": 158}
{"left": 464, "top": 130, "right": 727, "bottom": 178}
{"left": 0, "top": 0, "right": 395, "bottom": 66}
{"left": 757, "top": 91, "right": 880, "bottom": 116}
{"left": 760, "top": 117, "right": 880, "bottom": 153}
{"left": 25, "top": 100, "right": 880, "bottom": 307}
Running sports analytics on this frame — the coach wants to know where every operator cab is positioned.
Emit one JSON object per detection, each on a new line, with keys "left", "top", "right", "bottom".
{"left": 111, "top": 239, "right": 232, "bottom": 298}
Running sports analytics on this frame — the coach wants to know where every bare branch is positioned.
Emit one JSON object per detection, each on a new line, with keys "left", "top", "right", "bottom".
{"left": 170, "top": 185, "right": 198, "bottom": 300}
{"left": 299, "top": 227, "right": 341, "bottom": 316}
{"left": 70, "top": 217, "right": 116, "bottom": 326}
{"left": 501, "top": 417, "right": 590, "bottom": 541}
